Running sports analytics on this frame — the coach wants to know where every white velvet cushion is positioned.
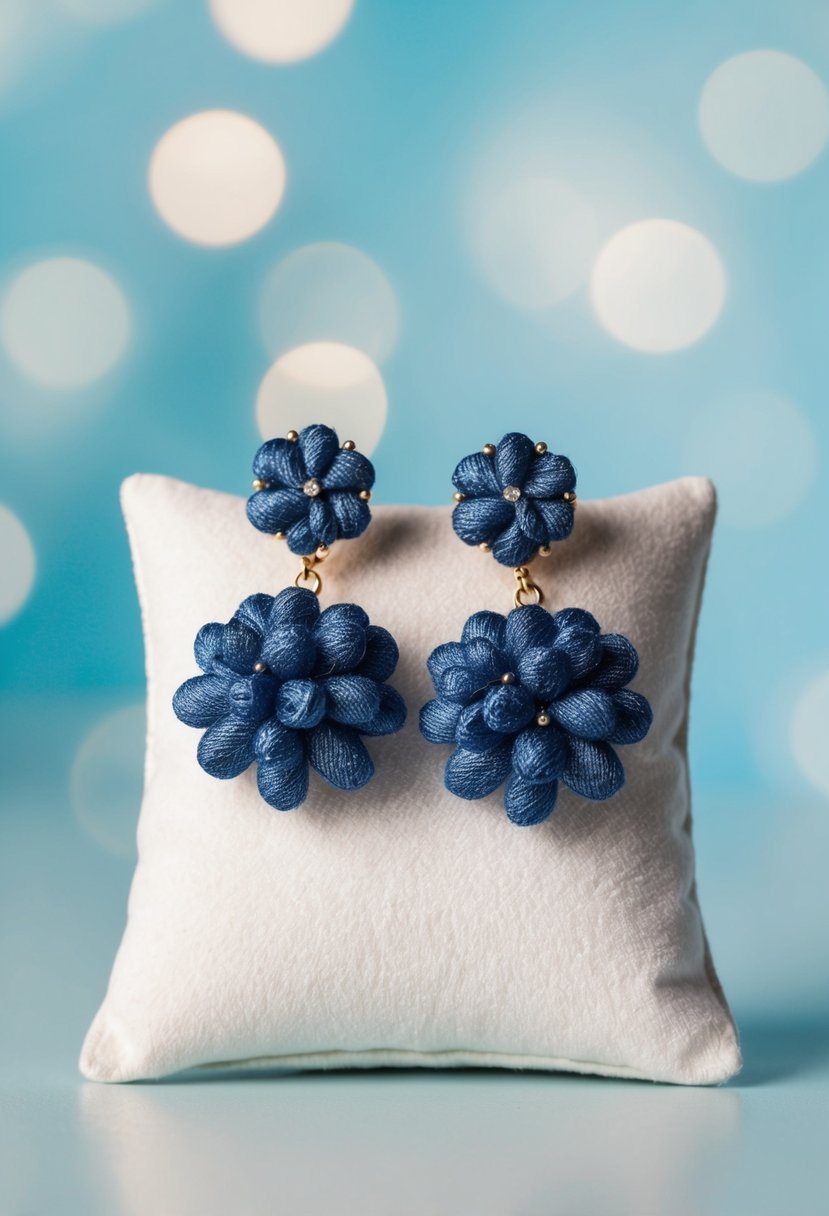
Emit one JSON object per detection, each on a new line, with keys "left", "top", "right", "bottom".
{"left": 80, "top": 473, "right": 740, "bottom": 1085}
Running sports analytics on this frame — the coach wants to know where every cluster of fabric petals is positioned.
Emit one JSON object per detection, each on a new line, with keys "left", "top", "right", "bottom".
{"left": 420, "top": 604, "right": 652, "bottom": 826}
{"left": 247, "top": 424, "right": 375, "bottom": 555}
{"left": 452, "top": 432, "right": 577, "bottom": 566}
{"left": 173, "top": 587, "right": 406, "bottom": 811}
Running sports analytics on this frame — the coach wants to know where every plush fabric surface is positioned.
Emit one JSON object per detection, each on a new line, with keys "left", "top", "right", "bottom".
{"left": 80, "top": 473, "right": 740, "bottom": 1086}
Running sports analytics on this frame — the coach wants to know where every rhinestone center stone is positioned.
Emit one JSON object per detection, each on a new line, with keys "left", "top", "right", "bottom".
{"left": 303, "top": 478, "right": 322, "bottom": 497}
{"left": 503, "top": 485, "right": 521, "bottom": 503}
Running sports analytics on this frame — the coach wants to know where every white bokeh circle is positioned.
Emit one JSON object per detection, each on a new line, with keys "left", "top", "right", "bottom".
{"left": 0, "top": 503, "right": 35, "bottom": 624}
{"left": 590, "top": 219, "right": 726, "bottom": 352}
{"left": 470, "top": 176, "right": 599, "bottom": 309}
{"left": 256, "top": 342, "right": 387, "bottom": 455}
{"left": 71, "top": 703, "right": 146, "bottom": 857}
{"left": 0, "top": 257, "right": 131, "bottom": 389}
{"left": 208, "top": 0, "right": 354, "bottom": 63}
{"left": 56, "top": 0, "right": 161, "bottom": 24}
{"left": 260, "top": 242, "right": 399, "bottom": 363}
{"left": 149, "top": 110, "right": 286, "bottom": 247}
{"left": 683, "top": 390, "right": 817, "bottom": 527}
{"left": 699, "top": 50, "right": 829, "bottom": 183}
{"left": 791, "top": 670, "right": 829, "bottom": 798}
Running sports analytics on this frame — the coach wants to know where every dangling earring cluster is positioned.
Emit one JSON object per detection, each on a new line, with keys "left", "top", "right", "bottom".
{"left": 172, "top": 424, "right": 407, "bottom": 812}
{"left": 420, "top": 432, "right": 652, "bottom": 827}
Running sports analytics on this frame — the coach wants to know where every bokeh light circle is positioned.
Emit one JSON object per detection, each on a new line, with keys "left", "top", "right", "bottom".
{"left": 71, "top": 703, "right": 146, "bottom": 857}
{"left": 209, "top": 0, "right": 354, "bottom": 64}
{"left": 0, "top": 504, "right": 35, "bottom": 624}
{"left": 256, "top": 342, "right": 387, "bottom": 455}
{"left": 590, "top": 219, "right": 726, "bottom": 352}
{"left": 470, "top": 177, "right": 599, "bottom": 309}
{"left": 699, "top": 51, "right": 829, "bottom": 182}
{"left": 0, "top": 257, "right": 131, "bottom": 388}
{"left": 683, "top": 390, "right": 817, "bottom": 527}
{"left": 149, "top": 110, "right": 286, "bottom": 247}
{"left": 791, "top": 670, "right": 829, "bottom": 798}
{"left": 260, "top": 242, "right": 399, "bottom": 362}
{"left": 56, "top": 0, "right": 161, "bottom": 24}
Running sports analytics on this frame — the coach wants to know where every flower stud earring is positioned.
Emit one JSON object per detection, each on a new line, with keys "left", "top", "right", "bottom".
{"left": 172, "top": 424, "right": 406, "bottom": 812}
{"left": 420, "top": 432, "right": 652, "bottom": 827}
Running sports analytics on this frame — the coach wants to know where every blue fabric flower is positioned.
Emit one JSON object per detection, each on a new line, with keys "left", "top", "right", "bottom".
{"left": 452, "top": 432, "right": 576, "bottom": 566}
{"left": 247, "top": 424, "right": 375, "bottom": 555}
{"left": 420, "top": 604, "right": 652, "bottom": 826}
{"left": 173, "top": 586, "right": 406, "bottom": 811}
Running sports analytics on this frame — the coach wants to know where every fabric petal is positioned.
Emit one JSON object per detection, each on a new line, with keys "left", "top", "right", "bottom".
{"left": 227, "top": 673, "right": 277, "bottom": 724}
{"left": 455, "top": 701, "right": 503, "bottom": 753}
{"left": 356, "top": 625, "right": 399, "bottom": 681}
{"left": 298, "top": 423, "right": 339, "bottom": 478}
{"left": 253, "top": 719, "right": 305, "bottom": 770}
{"left": 607, "top": 690, "right": 652, "bottom": 745}
{"left": 233, "top": 594, "right": 275, "bottom": 635}
{"left": 172, "top": 674, "right": 228, "bottom": 728}
{"left": 309, "top": 722, "right": 374, "bottom": 790}
{"left": 504, "top": 774, "right": 558, "bottom": 826}
{"left": 252, "top": 437, "right": 304, "bottom": 486}
{"left": 482, "top": 683, "right": 536, "bottom": 734}
{"left": 324, "top": 674, "right": 381, "bottom": 726}
{"left": 308, "top": 497, "right": 338, "bottom": 547}
{"left": 218, "top": 619, "right": 262, "bottom": 675}
{"left": 516, "top": 645, "right": 571, "bottom": 700}
{"left": 589, "top": 634, "right": 640, "bottom": 691}
{"left": 511, "top": 723, "right": 567, "bottom": 784}
{"left": 322, "top": 449, "right": 375, "bottom": 490}
{"left": 275, "top": 679, "right": 327, "bottom": 730}
{"left": 551, "top": 607, "right": 600, "bottom": 636}
{"left": 549, "top": 688, "right": 617, "bottom": 740}
{"left": 451, "top": 451, "right": 501, "bottom": 497}
{"left": 494, "top": 432, "right": 535, "bottom": 490}
{"left": 504, "top": 604, "right": 557, "bottom": 657}
{"left": 286, "top": 517, "right": 319, "bottom": 556}
{"left": 314, "top": 603, "right": 369, "bottom": 673}
{"left": 246, "top": 488, "right": 308, "bottom": 536}
{"left": 514, "top": 499, "right": 549, "bottom": 543}
{"left": 268, "top": 586, "right": 320, "bottom": 630}
{"left": 361, "top": 685, "right": 407, "bottom": 736}
{"left": 426, "top": 641, "right": 466, "bottom": 685}
{"left": 420, "top": 698, "right": 463, "bottom": 744}
{"left": 460, "top": 610, "right": 507, "bottom": 649}
{"left": 452, "top": 498, "right": 514, "bottom": 547}
{"left": 553, "top": 626, "right": 602, "bottom": 681}
{"left": 462, "top": 637, "right": 507, "bottom": 682}
{"left": 194, "top": 622, "right": 225, "bottom": 673}
{"left": 490, "top": 518, "right": 538, "bottom": 566}
{"left": 196, "top": 714, "right": 255, "bottom": 779}
{"left": 436, "top": 666, "right": 489, "bottom": 703}
{"left": 444, "top": 742, "right": 512, "bottom": 800}
{"left": 328, "top": 490, "right": 371, "bottom": 540}
{"left": 257, "top": 759, "right": 309, "bottom": 811}
{"left": 260, "top": 623, "right": 316, "bottom": 680}
{"left": 562, "top": 739, "right": 624, "bottom": 800}
{"left": 534, "top": 498, "right": 575, "bottom": 542}
{"left": 523, "top": 452, "right": 576, "bottom": 499}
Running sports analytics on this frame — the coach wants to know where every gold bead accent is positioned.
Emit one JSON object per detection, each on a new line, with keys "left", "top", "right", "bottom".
{"left": 253, "top": 661, "right": 268, "bottom": 674}
{"left": 536, "top": 712, "right": 551, "bottom": 727}
{"left": 482, "top": 443, "right": 496, "bottom": 457}
{"left": 500, "top": 672, "right": 516, "bottom": 685}
{"left": 538, "top": 544, "right": 552, "bottom": 557}
{"left": 274, "top": 531, "right": 286, "bottom": 540}
{"left": 453, "top": 491, "right": 465, "bottom": 503}
{"left": 358, "top": 489, "right": 371, "bottom": 501}
{"left": 563, "top": 490, "right": 576, "bottom": 503}
{"left": 342, "top": 439, "right": 356, "bottom": 451}
{"left": 479, "top": 542, "right": 491, "bottom": 553}
{"left": 286, "top": 429, "right": 299, "bottom": 442}
{"left": 535, "top": 441, "right": 547, "bottom": 455}
{"left": 251, "top": 479, "right": 267, "bottom": 492}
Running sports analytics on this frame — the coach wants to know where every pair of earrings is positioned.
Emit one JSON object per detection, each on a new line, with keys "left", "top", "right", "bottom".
{"left": 173, "top": 425, "right": 651, "bottom": 827}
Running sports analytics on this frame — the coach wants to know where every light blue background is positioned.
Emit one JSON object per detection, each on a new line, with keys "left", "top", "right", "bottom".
{"left": 1, "top": 3, "right": 828, "bottom": 1213}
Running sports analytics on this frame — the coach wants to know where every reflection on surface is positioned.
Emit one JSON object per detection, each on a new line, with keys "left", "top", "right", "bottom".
{"left": 80, "top": 1070, "right": 739, "bottom": 1216}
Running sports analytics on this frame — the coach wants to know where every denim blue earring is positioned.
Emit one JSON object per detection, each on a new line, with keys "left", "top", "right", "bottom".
{"left": 420, "top": 432, "right": 652, "bottom": 827}
{"left": 172, "top": 424, "right": 407, "bottom": 811}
